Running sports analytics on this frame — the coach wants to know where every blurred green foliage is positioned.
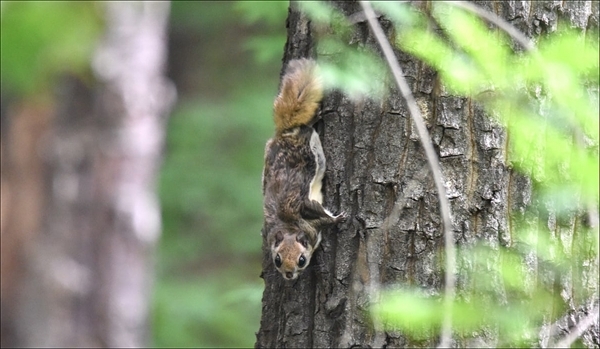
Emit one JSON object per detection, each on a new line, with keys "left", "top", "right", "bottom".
{"left": 153, "top": 2, "right": 287, "bottom": 347}
{"left": 315, "top": 1, "right": 599, "bottom": 204}
{"left": 1, "top": 1, "right": 288, "bottom": 347}
{"left": 235, "top": 1, "right": 288, "bottom": 65}
{"left": 298, "top": 1, "right": 599, "bottom": 346}
{"left": 1, "top": 1, "right": 102, "bottom": 97}
{"left": 154, "top": 93, "right": 270, "bottom": 347}
{"left": 3, "top": 1, "right": 596, "bottom": 347}
{"left": 394, "top": 3, "right": 599, "bottom": 202}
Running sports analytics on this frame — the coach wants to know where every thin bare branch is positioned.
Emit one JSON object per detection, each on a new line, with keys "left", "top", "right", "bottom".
{"left": 446, "top": 1, "right": 534, "bottom": 52}
{"left": 550, "top": 306, "right": 600, "bottom": 348}
{"left": 359, "top": 1, "right": 456, "bottom": 347}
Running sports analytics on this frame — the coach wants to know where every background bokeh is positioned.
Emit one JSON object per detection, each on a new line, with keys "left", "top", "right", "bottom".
{"left": 4, "top": 2, "right": 595, "bottom": 348}
{"left": 1, "top": 1, "right": 288, "bottom": 347}
{"left": 154, "top": 2, "right": 287, "bottom": 347}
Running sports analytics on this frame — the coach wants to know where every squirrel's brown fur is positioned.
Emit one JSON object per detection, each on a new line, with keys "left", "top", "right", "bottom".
{"left": 273, "top": 59, "right": 323, "bottom": 133}
{"left": 262, "top": 59, "right": 346, "bottom": 280}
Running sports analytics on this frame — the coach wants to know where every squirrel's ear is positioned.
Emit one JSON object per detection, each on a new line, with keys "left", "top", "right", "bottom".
{"left": 296, "top": 232, "right": 308, "bottom": 248}
{"left": 275, "top": 231, "right": 284, "bottom": 243}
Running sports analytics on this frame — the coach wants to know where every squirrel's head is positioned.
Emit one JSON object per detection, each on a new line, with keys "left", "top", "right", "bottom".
{"left": 270, "top": 230, "right": 320, "bottom": 280}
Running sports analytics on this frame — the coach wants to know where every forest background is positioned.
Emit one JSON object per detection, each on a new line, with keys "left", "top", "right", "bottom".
{"left": 1, "top": 1, "right": 284, "bottom": 347}
{"left": 153, "top": 3, "right": 285, "bottom": 347}
{"left": 153, "top": 2, "right": 286, "bottom": 347}
{"left": 1, "top": 1, "right": 598, "bottom": 348}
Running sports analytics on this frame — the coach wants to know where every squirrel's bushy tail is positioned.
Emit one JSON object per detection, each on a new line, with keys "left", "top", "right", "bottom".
{"left": 273, "top": 59, "right": 323, "bottom": 132}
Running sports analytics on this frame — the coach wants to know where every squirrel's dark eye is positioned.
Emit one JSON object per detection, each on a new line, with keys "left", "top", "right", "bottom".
{"left": 298, "top": 255, "right": 306, "bottom": 268}
{"left": 274, "top": 254, "right": 282, "bottom": 268}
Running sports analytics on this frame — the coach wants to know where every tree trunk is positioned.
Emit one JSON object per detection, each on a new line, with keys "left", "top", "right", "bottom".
{"left": 1, "top": 2, "right": 173, "bottom": 347}
{"left": 255, "top": 1, "right": 599, "bottom": 348}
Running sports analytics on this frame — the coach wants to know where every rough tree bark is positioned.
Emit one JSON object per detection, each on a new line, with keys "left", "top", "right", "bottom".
{"left": 0, "top": 2, "right": 173, "bottom": 347}
{"left": 256, "top": 1, "right": 599, "bottom": 348}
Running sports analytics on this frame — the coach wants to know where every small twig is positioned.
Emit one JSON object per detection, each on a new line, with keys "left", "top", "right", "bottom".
{"left": 550, "top": 306, "right": 600, "bottom": 348}
{"left": 359, "top": 1, "right": 456, "bottom": 347}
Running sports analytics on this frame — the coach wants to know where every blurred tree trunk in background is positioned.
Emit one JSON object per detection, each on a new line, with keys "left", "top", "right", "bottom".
{"left": 1, "top": 101, "right": 53, "bottom": 347}
{"left": 0, "top": 2, "right": 173, "bottom": 347}
{"left": 256, "top": 1, "right": 598, "bottom": 348}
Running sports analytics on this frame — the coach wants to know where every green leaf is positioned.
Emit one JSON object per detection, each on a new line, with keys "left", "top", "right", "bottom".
{"left": 372, "top": 1, "right": 416, "bottom": 26}
{"left": 433, "top": 3, "right": 511, "bottom": 89}
{"left": 1, "top": 2, "right": 102, "bottom": 96}
{"left": 235, "top": 0, "right": 288, "bottom": 26}
{"left": 317, "top": 42, "right": 388, "bottom": 99}
{"left": 297, "top": 1, "right": 338, "bottom": 25}
{"left": 374, "top": 290, "right": 442, "bottom": 340}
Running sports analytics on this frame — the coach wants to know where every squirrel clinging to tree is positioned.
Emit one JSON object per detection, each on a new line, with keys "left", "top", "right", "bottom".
{"left": 262, "top": 58, "right": 346, "bottom": 280}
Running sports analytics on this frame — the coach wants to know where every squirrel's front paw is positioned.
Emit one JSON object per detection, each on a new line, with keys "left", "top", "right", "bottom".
{"left": 334, "top": 211, "right": 348, "bottom": 223}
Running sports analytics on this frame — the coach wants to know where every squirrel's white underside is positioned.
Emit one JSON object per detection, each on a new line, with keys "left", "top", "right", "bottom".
{"left": 308, "top": 128, "right": 325, "bottom": 205}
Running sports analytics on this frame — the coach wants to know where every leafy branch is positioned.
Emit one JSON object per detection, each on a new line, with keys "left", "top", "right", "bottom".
{"left": 297, "top": 0, "right": 598, "bottom": 347}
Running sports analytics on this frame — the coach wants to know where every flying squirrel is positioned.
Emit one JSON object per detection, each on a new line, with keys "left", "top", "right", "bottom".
{"left": 262, "top": 59, "right": 347, "bottom": 280}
